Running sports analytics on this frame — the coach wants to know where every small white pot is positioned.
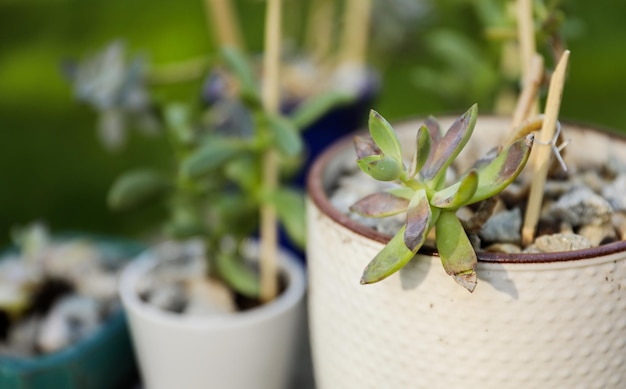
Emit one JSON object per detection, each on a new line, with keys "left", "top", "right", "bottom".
{"left": 306, "top": 116, "right": 626, "bottom": 389}
{"left": 119, "top": 242, "right": 306, "bottom": 389}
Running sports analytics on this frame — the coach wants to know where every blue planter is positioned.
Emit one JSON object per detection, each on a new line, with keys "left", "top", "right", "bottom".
{"left": 0, "top": 234, "right": 144, "bottom": 389}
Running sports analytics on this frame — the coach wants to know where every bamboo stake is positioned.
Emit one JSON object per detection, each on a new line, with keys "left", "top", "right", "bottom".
{"left": 338, "top": 0, "right": 372, "bottom": 67}
{"left": 521, "top": 50, "right": 570, "bottom": 246}
{"left": 507, "top": 53, "right": 544, "bottom": 143}
{"left": 259, "top": 0, "right": 282, "bottom": 303}
{"left": 204, "top": 0, "right": 244, "bottom": 49}
{"left": 305, "top": 0, "right": 335, "bottom": 64}
{"left": 516, "top": 0, "right": 539, "bottom": 117}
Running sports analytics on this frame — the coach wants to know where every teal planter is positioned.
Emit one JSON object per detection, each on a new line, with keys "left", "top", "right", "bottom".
{"left": 0, "top": 234, "right": 144, "bottom": 389}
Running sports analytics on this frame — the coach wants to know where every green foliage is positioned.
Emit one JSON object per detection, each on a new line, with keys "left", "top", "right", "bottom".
{"left": 351, "top": 105, "right": 534, "bottom": 292}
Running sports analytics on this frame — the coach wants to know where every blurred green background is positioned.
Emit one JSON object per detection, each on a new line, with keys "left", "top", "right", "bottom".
{"left": 1, "top": 0, "right": 625, "bottom": 246}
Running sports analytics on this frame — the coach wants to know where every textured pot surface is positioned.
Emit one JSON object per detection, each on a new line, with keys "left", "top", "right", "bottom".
{"left": 119, "top": 243, "right": 306, "bottom": 389}
{"left": 307, "top": 116, "right": 626, "bottom": 389}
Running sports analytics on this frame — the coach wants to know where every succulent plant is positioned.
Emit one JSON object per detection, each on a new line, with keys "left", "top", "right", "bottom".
{"left": 351, "top": 104, "right": 534, "bottom": 291}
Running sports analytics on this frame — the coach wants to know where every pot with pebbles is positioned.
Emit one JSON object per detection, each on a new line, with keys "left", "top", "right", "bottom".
{"left": 0, "top": 225, "right": 143, "bottom": 389}
{"left": 306, "top": 104, "right": 626, "bottom": 388}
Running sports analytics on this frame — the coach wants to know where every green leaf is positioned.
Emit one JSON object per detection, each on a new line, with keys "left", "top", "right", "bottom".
{"left": 468, "top": 134, "right": 534, "bottom": 204}
{"left": 273, "top": 188, "right": 306, "bottom": 249}
{"left": 267, "top": 114, "right": 303, "bottom": 157}
{"left": 216, "top": 252, "right": 260, "bottom": 298}
{"left": 290, "top": 90, "right": 356, "bottom": 129}
{"left": 107, "top": 169, "right": 171, "bottom": 211}
{"left": 357, "top": 155, "right": 403, "bottom": 181}
{"left": 368, "top": 110, "right": 404, "bottom": 164}
{"left": 404, "top": 189, "right": 432, "bottom": 250}
{"left": 361, "top": 226, "right": 419, "bottom": 284}
{"left": 421, "top": 104, "right": 478, "bottom": 181}
{"left": 181, "top": 137, "right": 241, "bottom": 178}
{"left": 350, "top": 192, "right": 410, "bottom": 218}
{"left": 435, "top": 210, "right": 477, "bottom": 292}
{"left": 221, "top": 46, "right": 260, "bottom": 105}
{"left": 386, "top": 187, "right": 417, "bottom": 200}
{"left": 430, "top": 170, "right": 479, "bottom": 209}
{"left": 409, "top": 125, "right": 431, "bottom": 177}
{"left": 164, "top": 103, "right": 194, "bottom": 146}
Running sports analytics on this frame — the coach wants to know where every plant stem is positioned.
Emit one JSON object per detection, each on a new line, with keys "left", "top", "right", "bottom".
{"left": 259, "top": 0, "right": 282, "bottom": 303}
{"left": 305, "top": 0, "right": 335, "bottom": 64}
{"left": 516, "top": 0, "right": 539, "bottom": 117}
{"left": 338, "top": 0, "right": 372, "bottom": 67}
{"left": 521, "top": 50, "right": 570, "bottom": 246}
{"left": 204, "top": 0, "right": 244, "bottom": 50}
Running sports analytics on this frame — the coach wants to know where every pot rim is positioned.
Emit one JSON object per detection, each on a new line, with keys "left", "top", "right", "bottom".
{"left": 119, "top": 242, "right": 306, "bottom": 330}
{"left": 307, "top": 114, "right": 626, "bottom": 264}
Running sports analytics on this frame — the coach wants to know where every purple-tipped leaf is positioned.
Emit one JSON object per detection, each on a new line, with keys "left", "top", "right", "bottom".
{"left": 468, "top": 134, "right": 534, "bottom": 204}
{"left": 421, "top": 104, "right": 478, "bottom": 181}
{"left": 430, "top": 170, "right": 479, "bottom": 209}
{"left": 435, "top": 210, "right": 477, "bottom": 292}
{"left": 350, "top": 192, "right": 410, "bottom": 218}
{"left": 369, "top": 110, "right": 404, "bottom": 164}
{"left": 408, "top": 125, "right": 431, "bottom": 178}
{"left": 424, "top": 116, "right": 442, "bottom": 145}
{"left": 354, "top": 135, "right": 381, "bottom": 159}
{"left": 361, "top": 226, "right": 418, "bottom": 284}
{"left": 404, "top": 189, "right": 432, "bottom": 250}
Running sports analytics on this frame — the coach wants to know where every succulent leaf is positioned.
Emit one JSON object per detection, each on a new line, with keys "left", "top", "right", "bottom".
{"left": 424, "top": 116, "right": 443, "bottom": 145}
{"left": 409, "top": 125, "right": 432, "bottom": 178}
{"left": 215, "top": 252, "right": 260, "bottom": 298}
{"left": 361, "top": 226, "right": 418, "bottom": 284}
{"left": 350, "top": 192, "right": 410, "bottom": 218}
{"left": 273, "top": 188, "right": 306, "bottom": 249}
{"left": 357, "top": 155, "right": 403, "bottom": 181}
{"left": 369, "top": 110, "right": 404, "bottom": 164}
{"left": 267, "top": 114, "right": 303, "bottom": 157}
{"left": 435, "top": 210, "right": 477, "bottom": 292}
{"left": 181, "top": 137, "right": 241, "bottom": 178}
{"left": 468, "top": 134, "right": 534, "bottom": 204}
{"left": 221, "top": 47, "right": 260, "bottom": 105}
{"left": 421, "top": 104, "right": 478, "bottom": 181}
{"left": 291, "top": 90, "right": 356, "bottom": 129}
{"left": 430, "top": 170, "right": 479, "bottom": 209}
{"left": 386, "top": 187, "right": 417, "bottom": 200}
{"left": 108, "top": 169, "right": 172, "bottom": 211}
{"left": 354, "top": 135, "right": 381, "bottom": 159}
{"left": 404, "top": 189, "right": 432, "bottom": 250}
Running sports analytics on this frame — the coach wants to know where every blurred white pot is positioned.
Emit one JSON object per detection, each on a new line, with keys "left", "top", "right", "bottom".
{"left": 119, "top": 242, "right": 306, "bottom": 389}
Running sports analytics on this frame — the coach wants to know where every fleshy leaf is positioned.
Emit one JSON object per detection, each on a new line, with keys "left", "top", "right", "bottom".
{"left": 215, "top": 252, "right": 260, "bottom": 298}
{"left": 221, "top": 47, "right": 260, "bottom": 105}
{"left": 424, "top": 116, "right": 442, "bottom": 145}
{"left": 181, "top": 137, "right": 241, "bottom": 178}
{"left": 354, "top": 135, "right": 381, "bottom": 159}
{"left": 350, "top": 192, "right": 410, "bottom": 218}
{"left": 267, "top": 114, "right": 303, "bottom": 157}
{"left": 273, "top": 188, "right": 306, "bottom": 249}
{"left": 108, "top": 169, "right": 172, "bottom": 211}
{"left": 404, "top": 189, "right": 432, "bottom": 250}
{"left": 369, "top": 110, "right": 404, "bottom": 164}
{"left": 361, "top": 226, "right": 418, "bottom": 284}
{"left": 468, "top": 134, "right": 534, "bottom": 204}
{"left": 357, "top": 155, "right": 403, "bottom": 181}
{"left": 430, "top": 170, "right": 479, "bottom": 209}
{"left": 291, "top": 90, "right": 356, "bottom": 129}
{"left": 409, "top": 125, "right": 431, "bottom": 178}
{"left": 386, "top": 187, "right": 417, "bottom": 200}
{"left": 421, "top": 104, "right": 478, "bottom": 181}
{"left": 435, "top": 210, "right": 477, "bottom": 292}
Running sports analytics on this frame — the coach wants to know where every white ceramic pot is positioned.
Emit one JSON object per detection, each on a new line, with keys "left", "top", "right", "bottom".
{"left": 306, "top": 116, "right": 626, "bottom": 389}
{"left": 119, "top": 242, "right": 306, "bottom": 389}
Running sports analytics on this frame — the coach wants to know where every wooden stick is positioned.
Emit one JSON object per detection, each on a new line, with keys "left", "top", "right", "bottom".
{"left": 204, "top": 0, "right": 244, "bottom": 49}
{"left": 305, "top": 0, "right": 335, "bottom": 64}
{"left": 516, "top": 0, "right": 539, "bottom": 117}
{"left": 507, "top": 53, "right": 544, "bottom": 143}
{"left": 521, "top": 50, "right": 570, "bottom": 246}
{"left": 259, "top": 0, "right": 282, "bottom": 303}
{"left": 338, "top": 0, "right": 372, "bottom": 67}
